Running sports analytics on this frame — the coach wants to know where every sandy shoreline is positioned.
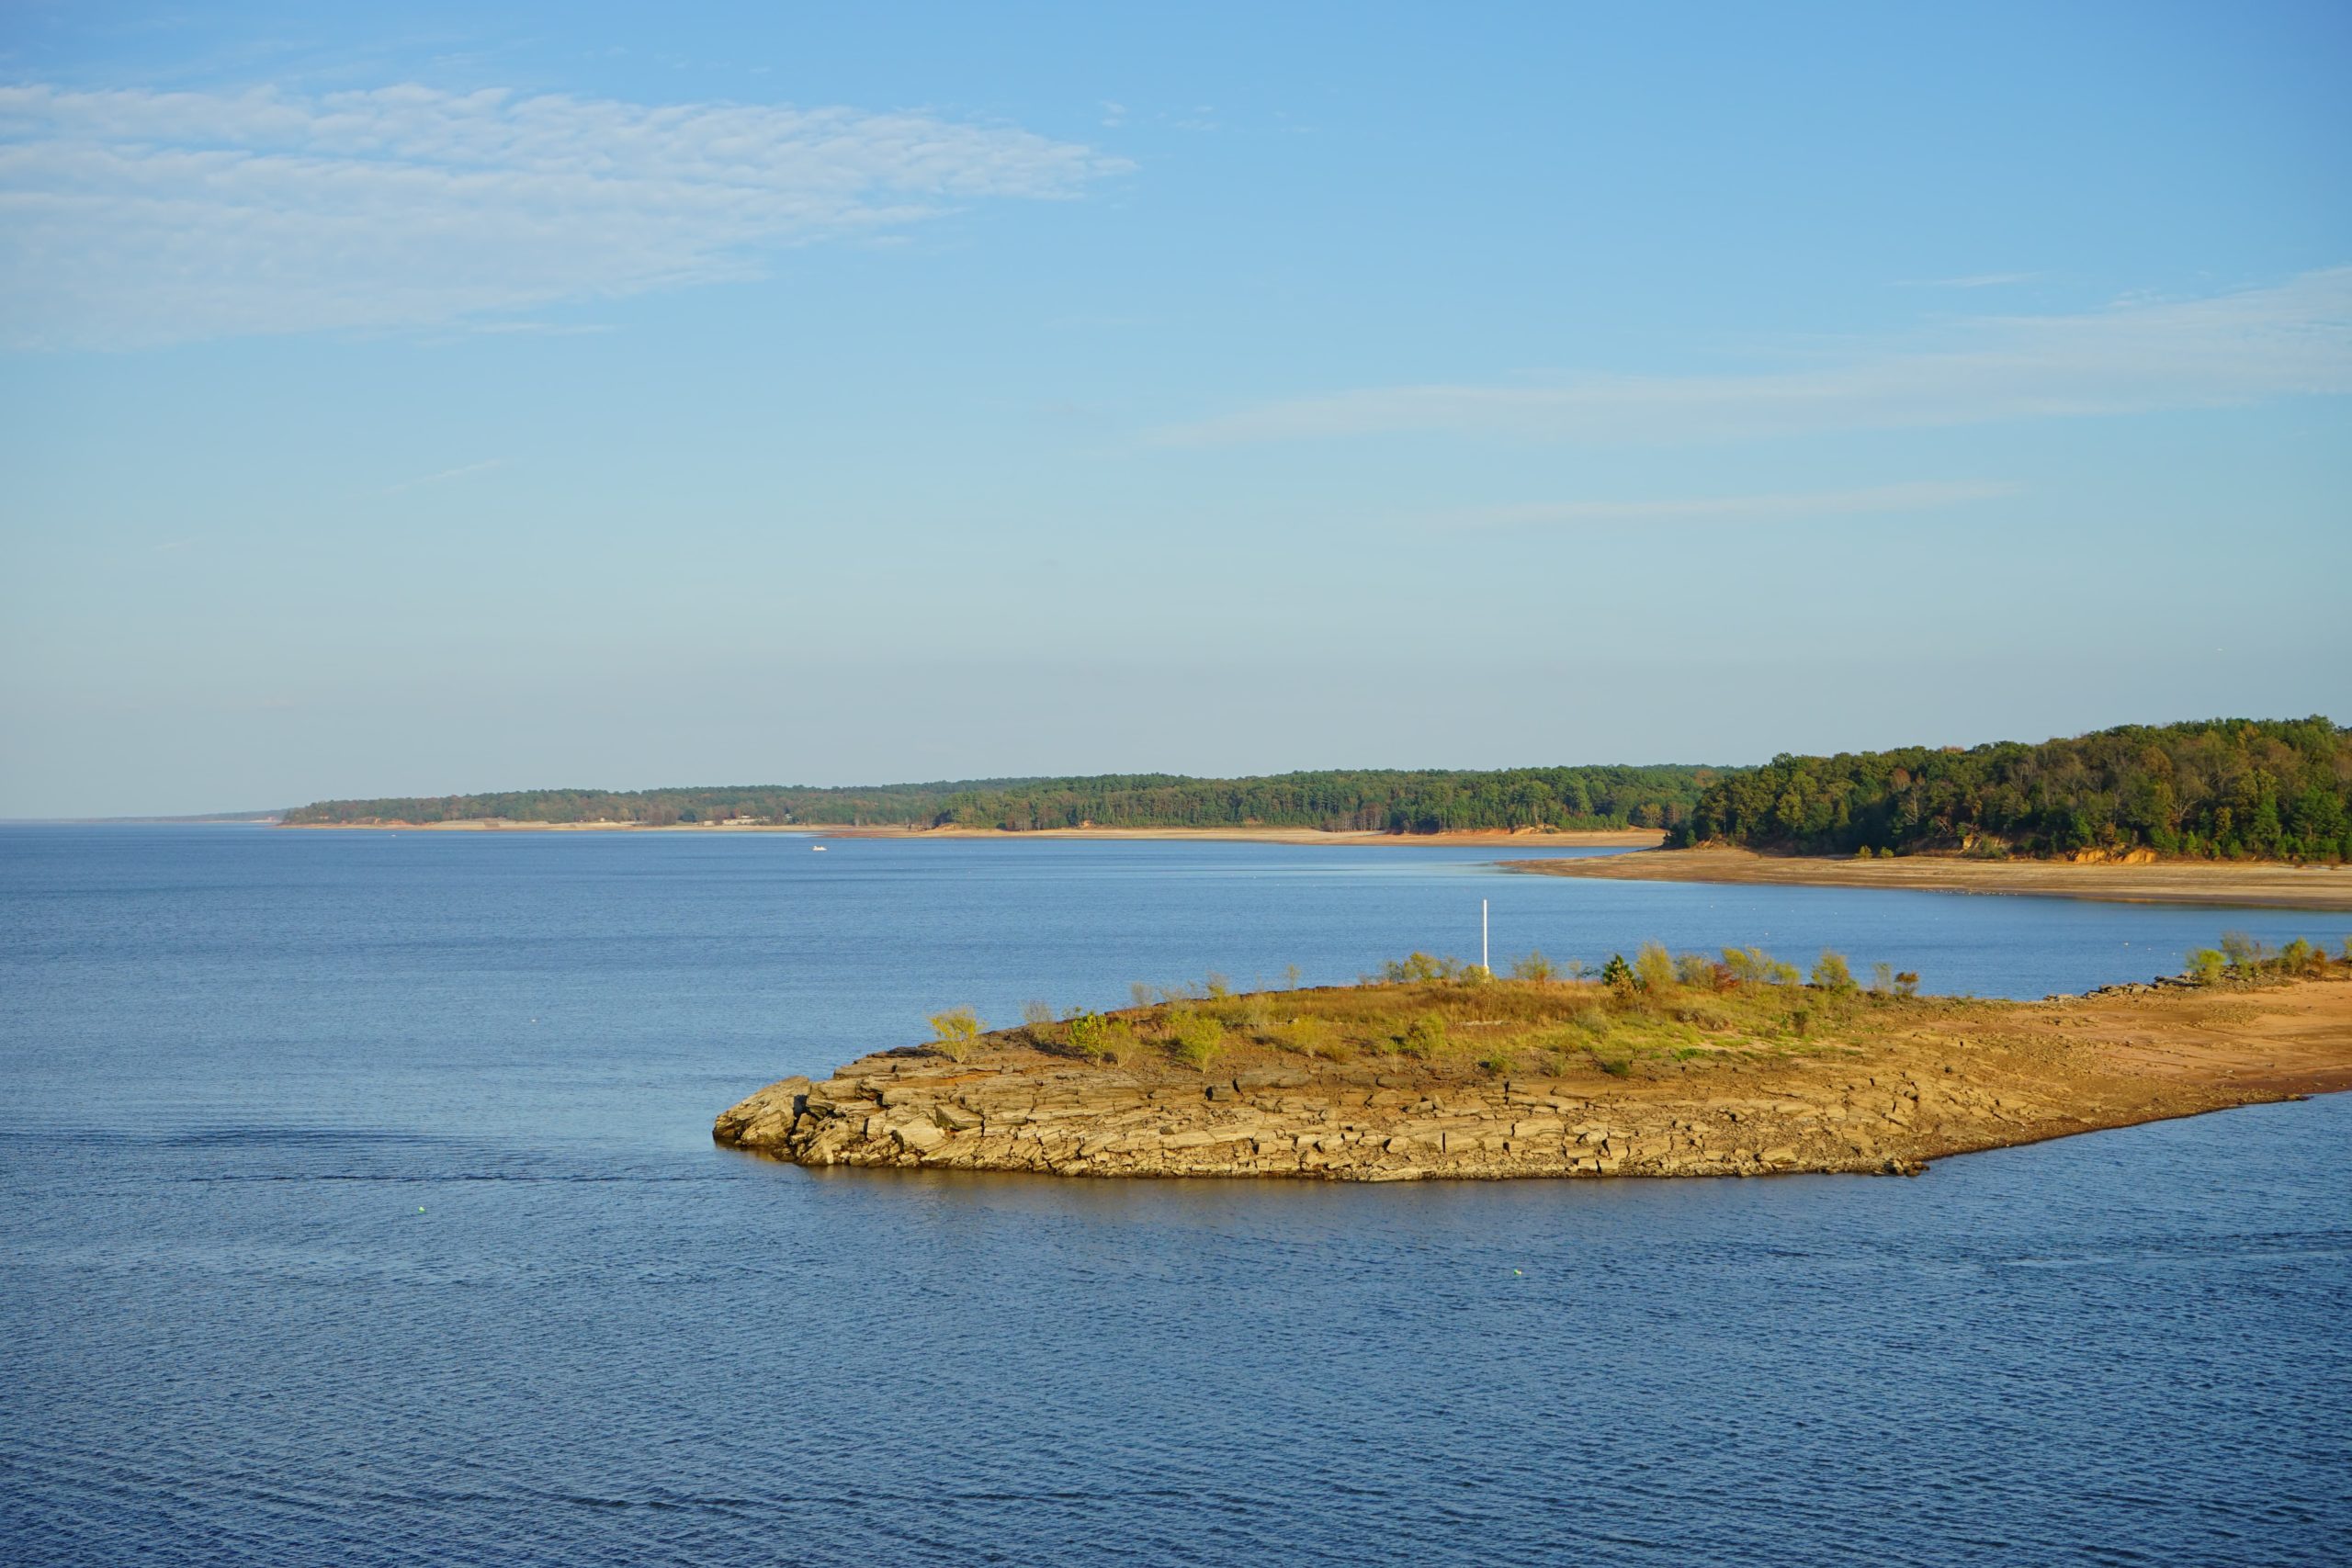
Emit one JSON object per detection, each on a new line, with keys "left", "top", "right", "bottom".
{"left": 1500, "top": 845, "right": 2352, "bottom": 913}
{"left": 716, "top": 975, "right": 2352, "bottom": 1181}
{"left": 280, "top": 820, "right": 1668, "bottom": 849}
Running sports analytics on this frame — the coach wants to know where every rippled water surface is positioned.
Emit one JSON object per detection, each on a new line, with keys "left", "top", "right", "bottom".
{"left": 4, "top": 827, "right": 2347, "bottom": 1565}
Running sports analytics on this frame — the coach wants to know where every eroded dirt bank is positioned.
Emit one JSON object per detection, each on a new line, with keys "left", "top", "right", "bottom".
{"left": 716, "top": 976, "right": 2352, "bottom": 1181}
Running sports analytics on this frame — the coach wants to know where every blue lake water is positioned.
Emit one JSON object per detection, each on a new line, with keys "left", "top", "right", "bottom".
{"left": 3, "top": 826, "right": 2347, "bottom": 1565}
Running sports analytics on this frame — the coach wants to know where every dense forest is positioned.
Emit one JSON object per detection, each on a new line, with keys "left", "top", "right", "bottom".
{"left": 1667, "top": 717, "right": 2351, "bottom": 862}
{"left": 281, "top": 765, "right": 1718, "bottom": 834}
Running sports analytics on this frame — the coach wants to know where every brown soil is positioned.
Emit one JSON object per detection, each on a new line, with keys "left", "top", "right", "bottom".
{"left": 1502, "top": 845, "right": 2352, "bottom": 912}
{"left": 714, "top": 974, "right": 2352, "bottom": 1182}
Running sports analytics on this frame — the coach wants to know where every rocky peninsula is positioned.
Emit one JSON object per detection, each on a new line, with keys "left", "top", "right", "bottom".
{"left": 716, "top": 950, "right": 2352, "bottom": 1181}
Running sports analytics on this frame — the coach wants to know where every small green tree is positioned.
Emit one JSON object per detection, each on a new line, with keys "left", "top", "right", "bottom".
{"left": 1398, "top": 1014, "right": 1448, "bottom": 1057}
{"left": 1166, "top": 1007, "right": 1226, "bottom": 1067}
{"left": 1275, "top": 1015, "right": 1332, "bottom": 1056}
{"left": 1811, "top": 950, "right": 1857, "bottom": 995}
{"left": 2219, "top": 931, "right": 2261, "bottom": 976}
{"left": 1600, "top": 953, "right": 1634, "bottom": 993}
{"left": 1380, "top": 952, "right": 1453, "bottom": 985}
{"left": 927, "top": 1006, "right": 984, "bottom": 1062}
{"left": 2185, "top": 949, "right": 2226, "bottom": 987}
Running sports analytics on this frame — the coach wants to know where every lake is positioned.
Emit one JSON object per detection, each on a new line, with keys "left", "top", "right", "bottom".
{"left": 3, "top": 827, "right": 2346, "bottom": 1564}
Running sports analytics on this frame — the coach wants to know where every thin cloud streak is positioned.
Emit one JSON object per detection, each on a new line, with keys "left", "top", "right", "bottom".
{"left": 1437, "top": 480, "right": 2018, "bottom": 530}
{"left": 1895, "top": 271, "right": 2042, "bottom": 288}
{"left": 1155, "top": 269, "right": 2352, "bottom": 446}
{"left": 0, "top": 83, "right": 1131, "bottom": 348}
{"left": 379, "top": 457, "right": 503, "bottom": 497}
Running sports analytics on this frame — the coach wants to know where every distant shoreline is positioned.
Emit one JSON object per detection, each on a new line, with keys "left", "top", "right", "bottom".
{"left": 1501, "top": 845, "right": 2352, "bottom": 913}
{"left": 276, "top": 821, "right": 1668, "bottom": 849}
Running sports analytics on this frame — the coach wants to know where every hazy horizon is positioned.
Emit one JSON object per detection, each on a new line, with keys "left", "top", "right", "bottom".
{"left": 5, "top": 4, "right": 2347, "bottom": 818}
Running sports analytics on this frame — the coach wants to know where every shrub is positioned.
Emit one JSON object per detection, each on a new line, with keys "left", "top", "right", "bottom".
{"left": 1021, "top": 999, "right": 1056, "bottom": 1032}
{"left": 1273, "top": 1016, "right": 1333, "bottom": 1056}
{"left": 1283, "top": 964, "right": 1303, "bottom": 989}
{"left": 1633, "top": 942, "right": 1676, "bottom": 995}
{"left": 1871, "top": 962, "right": 1895, "bottom": 996}
{"left": 1570, "top": 1006, "right": 1610, "bottom": 1039}
{"left": 1722, "top": 946, "right": 1768, "bottom": 983}
{"left": 1166, "top": 1008, "right": 1227, "bottom": 1067}
{"left": 1724, "top": 946, "right": 1799, "bottom": 986}
{"left": 1476, "top": 1047, "right": 1516, "bottom": 1077}
{"left": 1673, "top": 951, "right": 1715, "bottom": 987}
{"left": 1811, "top": 951, "right": 1857, "bottom": 995}
{"left": 1895, "top": 971, "right": 1920, "bottom": 998}
{"left": 1380, "top": 952, "right": 1457, "bottom": 984}
{"left": 1600, "top": 953, "right": 1634, "bottom": 993}
{"left": 1065, "top": 1010, "right": 1132, "bottom": 1061}
{"left": 1592, "top": 1051, "right": 1633, "bottom": 1077}
{"left": 1130, "top": 982, "right": 1155, "bottom": 1010}
{"left": 1204, "top": 972, "right": 1233, "bottom": 999}
{"left": 2185, "top": 949, "right": 2226, "bottom": 987}
{"left": 1239, "top": 997, "right": 1273, "bottom": 1037}
{"left": 2219, "top": 931, "right": 2264, "bottom": 976}
{"left": 927, "top": 1006, "right": 984, "bottom": 1062}
{"left": 1397, "top": 1014, "right": 1448, "bottom": 1057}
{"left": 1510, "top": 950, "right": 1556, "bottom": 982}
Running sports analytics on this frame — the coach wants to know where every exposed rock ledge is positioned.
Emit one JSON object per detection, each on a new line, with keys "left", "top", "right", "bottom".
{"left": 716, "top": 976, "right": 2352, "bottom": 1181}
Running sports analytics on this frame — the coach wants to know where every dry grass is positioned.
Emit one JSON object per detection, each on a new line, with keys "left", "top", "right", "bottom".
{"left": 1012, "top": 964, "right": 1926, "bottom": 1080}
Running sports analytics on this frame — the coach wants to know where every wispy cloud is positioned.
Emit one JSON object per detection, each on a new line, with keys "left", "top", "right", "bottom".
{"left": 1437, "top": 479, "right": 2018, "bottom": 530}
{"left": 379, "top": 457, "right": 503, "bottom": 497}
{"left": 464, "top": 321, "right": 616, "bottom": 337}
{"left": 1156, "top": 269, "right": 2352, "bottom": 446}
{"left": 0, "top": 83, "right": 1131, "bottom": 349}
{"left": 1894, "top": 271, "right": 2041, "bottom": 288}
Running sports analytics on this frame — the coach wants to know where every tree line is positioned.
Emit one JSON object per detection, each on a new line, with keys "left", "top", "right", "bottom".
{"left": 1666, "top": 717, "right": 2351, "bottom": 862}
{"left": 280, "top": 765, "right": 1718, "bottom": 834}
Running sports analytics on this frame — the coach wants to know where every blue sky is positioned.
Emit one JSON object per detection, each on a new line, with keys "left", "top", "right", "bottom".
{"left": 2, "top": 2, "right": 2346, "bottom": 816}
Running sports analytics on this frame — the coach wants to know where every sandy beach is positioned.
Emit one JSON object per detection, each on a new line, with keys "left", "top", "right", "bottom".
{"left": 1500, "top": 845, "right": 2352, "bottom": 912}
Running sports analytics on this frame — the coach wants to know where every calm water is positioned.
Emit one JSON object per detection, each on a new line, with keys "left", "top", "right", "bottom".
{"left": 3, "top": 827, "right": 2346, "bottom": 1565}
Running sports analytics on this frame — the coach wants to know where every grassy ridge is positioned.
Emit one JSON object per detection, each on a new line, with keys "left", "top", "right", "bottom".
{"left": 944, "top": 932, "right": 2352, "bottom": 1082}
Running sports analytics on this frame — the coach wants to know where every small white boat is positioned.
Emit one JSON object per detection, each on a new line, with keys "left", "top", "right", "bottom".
{"left": 810, "top": 844, "right": 828, "bottom": 852}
